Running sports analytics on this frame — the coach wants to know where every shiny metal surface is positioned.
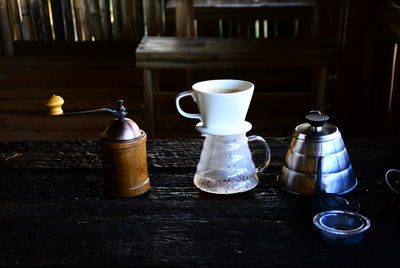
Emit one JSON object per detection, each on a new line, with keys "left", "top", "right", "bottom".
{"left": 294, "top": 123, "right": 339, "bottom": 141}
{"left": 289, "top": 135, "right": 346, "bottom": 156}
{"left": 100, "top": 118, "right": 143, "bottom": 142}
{"left": 278, "top": 165, "right": 357, "bottom": 195}
{"left": 313, "top": 210, "right": 371, "bottom": 245}
{"left": 285, "top": 148, "right": 351, "bottom": 174}
{"left": 277, "top": 111, "right": 357, "bottom": 195}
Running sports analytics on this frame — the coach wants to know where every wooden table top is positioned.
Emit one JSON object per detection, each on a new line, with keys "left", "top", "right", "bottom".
{"left": 0, "top": 138, "right": 399, "bottom": 266}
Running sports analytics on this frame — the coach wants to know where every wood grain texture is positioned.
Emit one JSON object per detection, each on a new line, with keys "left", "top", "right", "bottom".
{"left": 0, "top": 0, "right": 13, "bottom": 55}
{"left": 0, "top": 138, "right": 399, "bottom": 266}
{"left": 0, "top": 54, "right": 145, "bottom": 141}
{"left": 101, "top": 135, "right": 150, "bottom": 197}
{"left": 136, "top": 37, "right": 339, "bottom": 69}
{"left": 166, "top": 0, "right": 314, "bottom": 19}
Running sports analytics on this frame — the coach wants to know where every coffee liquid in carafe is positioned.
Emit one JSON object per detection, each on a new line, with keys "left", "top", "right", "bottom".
{"left": 194, "top": 133, "right": 269, "bottom": 194}
{"left": 194, "top": 171, "right": 258, "bottom": 194}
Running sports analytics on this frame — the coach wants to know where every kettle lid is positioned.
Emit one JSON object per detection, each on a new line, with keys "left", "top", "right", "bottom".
{"left": 100, "top": 118, "right": 143, "bottom": 142}
{"left": 293, "top": 110, "right": 339, "bottom": 141}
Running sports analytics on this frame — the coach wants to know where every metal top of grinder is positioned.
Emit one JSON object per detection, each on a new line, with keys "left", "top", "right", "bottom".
{"left": 277, "top": 110, "right": 357, "bottom": 195}
{"left": 100, "top": 100, "right": 144, "bottom": 142}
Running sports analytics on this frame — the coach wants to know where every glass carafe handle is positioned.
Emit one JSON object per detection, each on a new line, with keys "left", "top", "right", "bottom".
{"left": 248, "top": 135, "right": 271, "bottom": 173}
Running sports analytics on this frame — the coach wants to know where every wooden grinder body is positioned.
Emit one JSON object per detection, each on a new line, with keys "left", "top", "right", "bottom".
{"left": 101, "top": 131, "right": 150, "bottom": 198}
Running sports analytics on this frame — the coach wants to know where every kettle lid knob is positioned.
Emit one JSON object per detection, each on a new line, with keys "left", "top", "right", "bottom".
{"left": 305, "top": 110, "right": 329, "bottom": 127}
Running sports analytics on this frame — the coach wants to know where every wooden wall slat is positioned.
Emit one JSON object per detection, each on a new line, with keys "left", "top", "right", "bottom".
{"left": 0, "top": 0, "right": 13, "bottom": 55}
{"left": 388, "top": 42, "right": 400, "bottom": 136}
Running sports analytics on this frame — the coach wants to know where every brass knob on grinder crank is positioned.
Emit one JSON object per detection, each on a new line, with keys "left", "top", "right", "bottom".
{"left": 44, "top": 95, "right": 64, "bottom": 115}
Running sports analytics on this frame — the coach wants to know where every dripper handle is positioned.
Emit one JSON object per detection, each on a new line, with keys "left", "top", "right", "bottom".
{"left": 248, "top": 135, "right": 271, "bottom": 173}
{"left": 176, "top": 91, "right": 201, "bottom": 120}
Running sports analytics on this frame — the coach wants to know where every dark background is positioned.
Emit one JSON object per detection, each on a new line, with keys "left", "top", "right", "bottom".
{"left": 0, "top": 0, "right": 398, "bottom": 140}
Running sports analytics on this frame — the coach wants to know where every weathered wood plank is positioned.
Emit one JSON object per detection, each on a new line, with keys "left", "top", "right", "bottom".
{"left": 0, "top": 53, "right": 148, "bottom": 140}
{"left": 0, "top": 0, "right": 13, "bottom": 56}
{"left": 166, "top": 0, "right": 314, "bottom": 18}
{"left": 11, "top": 41, "right": 138, "bottom": 56}
{"left": 0, "top": 87, "right": 144, "bottom": 110}
{"left": 0, "top": 56, "right": 140, "bottom": 88}
{"left": 136, "top": 37, "right": 339, "bottom": 69}
{"left": 0, "top": 138, "right": 399, "bottom": 266}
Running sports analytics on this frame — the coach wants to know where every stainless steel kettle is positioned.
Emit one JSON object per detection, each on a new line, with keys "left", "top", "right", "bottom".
{"left": 277, "top": 110, "right": 357, "bottom": 195}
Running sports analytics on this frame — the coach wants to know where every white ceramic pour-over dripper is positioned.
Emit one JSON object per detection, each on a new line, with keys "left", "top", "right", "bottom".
{"left": 194, "top": 132, "right": 271, "bottom": 194}
{"left": 176, "top": 79, "right": 254, "bottom": 136}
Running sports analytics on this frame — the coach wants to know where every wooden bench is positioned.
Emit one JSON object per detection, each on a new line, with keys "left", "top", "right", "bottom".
{"left": 135, "top": 36, "right": 340, "bottom": 138}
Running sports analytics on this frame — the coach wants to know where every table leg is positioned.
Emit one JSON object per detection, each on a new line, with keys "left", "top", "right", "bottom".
{"left": 143, "top": 69, "right": 159, "bottom": 139}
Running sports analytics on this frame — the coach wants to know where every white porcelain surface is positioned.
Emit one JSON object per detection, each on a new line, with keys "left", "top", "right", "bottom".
{"left": 176, "top": 79, "right": 254, "bottom": 131}
{"left": 195, "top": 121, "right": 252, "bottom": 135}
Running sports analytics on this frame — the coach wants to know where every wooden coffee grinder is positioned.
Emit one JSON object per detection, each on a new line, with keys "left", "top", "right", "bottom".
{"left": 45, "top": 95, "right": 150, "bottom": 198}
